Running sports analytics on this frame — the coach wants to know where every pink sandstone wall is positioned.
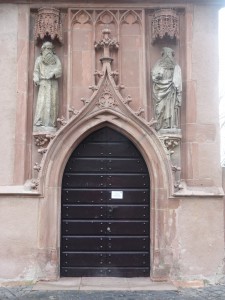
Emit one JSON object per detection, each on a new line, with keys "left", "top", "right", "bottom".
{"left": 0, "top": 1, "right": 224, "bottom": 284}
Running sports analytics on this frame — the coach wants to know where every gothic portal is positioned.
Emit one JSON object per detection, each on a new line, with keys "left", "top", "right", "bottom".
{"left": 0, "top": 0, "right": 224, "bottom": 285}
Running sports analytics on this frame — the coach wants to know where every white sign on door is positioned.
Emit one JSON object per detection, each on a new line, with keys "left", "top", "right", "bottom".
{"left": 111, "top": 191, "right": 123, "bottom": 199}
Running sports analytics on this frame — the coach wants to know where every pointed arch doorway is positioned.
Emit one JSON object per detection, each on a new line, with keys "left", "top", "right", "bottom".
{"left": 60, "top": 127, "right": 150, "bottom": 277}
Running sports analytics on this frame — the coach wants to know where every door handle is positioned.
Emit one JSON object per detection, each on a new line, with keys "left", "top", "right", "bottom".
{"left": 107, "top": 227, "right": 111, "bottom": 232}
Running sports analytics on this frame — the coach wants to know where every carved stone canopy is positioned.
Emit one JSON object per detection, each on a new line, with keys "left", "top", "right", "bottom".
{"left": 34, "top": 8, "right": 63, "bottom": 45}
{"left": 152, "top": 8, "right": 179, "bottom": 43}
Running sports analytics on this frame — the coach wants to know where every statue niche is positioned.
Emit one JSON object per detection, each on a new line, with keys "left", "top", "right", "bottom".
{"left": 33, "top": 41, "right": 62, "bottom": 133}
{"left": 151, "top": 47, "right": 182, "bottom": 132}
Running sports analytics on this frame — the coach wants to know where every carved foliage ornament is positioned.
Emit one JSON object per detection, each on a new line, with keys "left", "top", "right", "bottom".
{"left": 94, "top": 28, "right": 119, "bottom": 57}
{"left": 164, "top": 136, "right": 180, "bottom": 154}
{"left": 34, "top": 8, "right": 63, "bottom": 44}
{"left": 98, "top": 80, "right": 117, "bottom": 109}
{"left": 152, "top": 9, "right": 179, "bottom": 42}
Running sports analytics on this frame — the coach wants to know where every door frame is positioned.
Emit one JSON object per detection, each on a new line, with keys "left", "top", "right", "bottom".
{"left": 60, "top": 127, "right": 151, "bottom": 277}
{"left": 37, "top": 110, "right": 173, "bottom": 281}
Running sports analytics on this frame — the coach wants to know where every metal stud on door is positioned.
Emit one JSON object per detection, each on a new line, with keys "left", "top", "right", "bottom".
{"left": 61, "top": 127, "right": 150, "bottom": 277}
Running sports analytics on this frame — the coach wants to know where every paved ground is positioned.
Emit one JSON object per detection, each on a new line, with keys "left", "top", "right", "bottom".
{"left": 1, "top": 284, "right": 225, "bottom": 300}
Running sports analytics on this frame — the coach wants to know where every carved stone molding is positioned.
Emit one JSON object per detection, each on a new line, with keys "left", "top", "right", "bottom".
{"left": 121, "top": 10, "right": 141, "bottom": 25}
{"left": 34, "top": 8, "right": 63, "bottom": 44}
{"left": 33, "top": 132, "right": 55, "bottom": 148}
{"left": 72, "top": 10, "right": 92, "bottom": 25}
{"left": 152, "top": 9, "right": 179, "bottom": 43}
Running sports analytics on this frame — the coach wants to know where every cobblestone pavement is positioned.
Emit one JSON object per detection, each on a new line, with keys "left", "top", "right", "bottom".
{"left": 1, "top": 285, "right": 225, "bottom": 300}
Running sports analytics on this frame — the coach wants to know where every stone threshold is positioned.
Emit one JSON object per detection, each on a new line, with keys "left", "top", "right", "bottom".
{"left": 33, "top": 277, "right": 177, "bottom": 291}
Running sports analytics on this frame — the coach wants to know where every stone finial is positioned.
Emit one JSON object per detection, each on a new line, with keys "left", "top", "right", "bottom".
{"left": 152, "top": 9, "right": 179, "bottom": 43}
{"left": 34, "top": 8, "right": 63, "bottom": 44}
{"left": 94, "top": 28, "right": 119, "bottom": 62}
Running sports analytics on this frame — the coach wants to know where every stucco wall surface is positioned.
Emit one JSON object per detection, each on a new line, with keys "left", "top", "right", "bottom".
{"left": 184, "top": 5, "right": 222, "bottom": 187}
{"left": 0, "top": 4, "right": 18, "bottom": 186}
{"left": 0, "top": 198, "right": 39, "bottom": 282}
{"left": 171, "top": 199, "right": 224, "bottom": 282}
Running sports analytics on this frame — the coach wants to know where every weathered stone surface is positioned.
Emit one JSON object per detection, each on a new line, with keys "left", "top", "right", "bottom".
{"left": 152, "top": 47, "right": 182, "bottom": 131}
{"left": 33, "top": 42, "right": 62, "bottom": 132}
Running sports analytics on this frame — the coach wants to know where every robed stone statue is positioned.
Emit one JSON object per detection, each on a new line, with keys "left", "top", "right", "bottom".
{"left": 151, "top": 47, "right": 182, "bottom": 131}
{"left": 33, "top": 42, "right": 62, "bottom": 132}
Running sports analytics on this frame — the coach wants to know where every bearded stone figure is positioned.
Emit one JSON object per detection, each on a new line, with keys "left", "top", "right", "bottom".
{"left": 33, "top": 42, "right": 62, "bottom": 132}
{"left": 151, "top": 47, "right": 182, "bottom": 131}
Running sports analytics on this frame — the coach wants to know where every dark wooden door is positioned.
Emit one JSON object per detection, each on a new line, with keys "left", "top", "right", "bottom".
{"left": 61, "top": 127, "right": 150, "bottom": 277}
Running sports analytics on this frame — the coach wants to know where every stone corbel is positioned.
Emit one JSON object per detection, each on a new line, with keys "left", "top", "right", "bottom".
{"left": 163, "top": 135, "right": 181, "bottom": 155}
{"left": 152, "top": 8, "right": 179, "bottom": 43}
{"left": 34, "top": 7, "right": 63, "bottom": 45}
{"left": 159, "top": 132, "right": 182, "bottom": 192}
{"left": 33, "top": 132, "right": 55, "bottom": 148}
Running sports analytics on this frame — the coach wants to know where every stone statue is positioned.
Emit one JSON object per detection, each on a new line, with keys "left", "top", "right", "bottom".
{"left": 151, "top": 47, "right": 182, "bottom": 131}
{"left": 33, "top": 41, "right": 62, "bottom": 132}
